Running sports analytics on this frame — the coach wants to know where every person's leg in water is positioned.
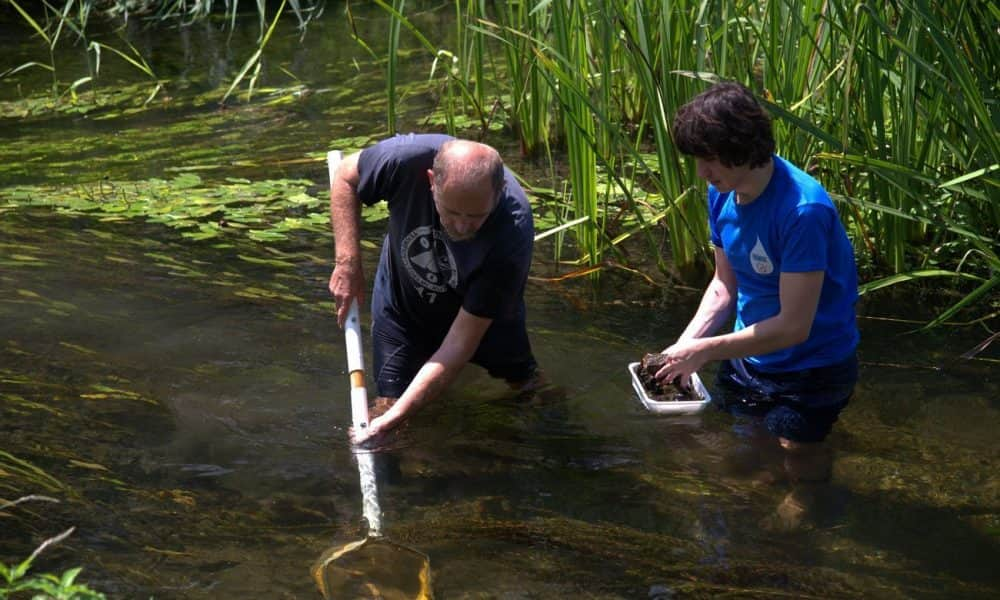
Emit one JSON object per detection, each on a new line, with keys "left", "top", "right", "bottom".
{"left": 766, "top": 358, "right": 856, "bottom": 529}
{"left": 472, "top": 318, "right": 580, "bottom": 439}
{"left": 470, "top": 315, "right": 551, "bottom": 400}
{"left": 764, "top": 357, "right": 857, "bottom": 478}
{"left": 715, "top": 356, "right": 857, "bottom": 529}
{"left": 713, "top": 359, "right": 788, "bottom": 483}
{"left": 715, "top": 357, "right": 855, "bottom": 476}
{"left": 368, "top": 304, "right": 433, "bottom": 446}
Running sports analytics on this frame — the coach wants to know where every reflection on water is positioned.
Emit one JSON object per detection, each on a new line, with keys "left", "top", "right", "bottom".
{"left": 2, "top": 6, "right": 999, "bottom": 600}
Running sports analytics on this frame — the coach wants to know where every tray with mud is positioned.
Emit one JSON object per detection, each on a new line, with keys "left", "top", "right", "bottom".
{"left": 628, "top": 353, "right": 712, "bottom": 415}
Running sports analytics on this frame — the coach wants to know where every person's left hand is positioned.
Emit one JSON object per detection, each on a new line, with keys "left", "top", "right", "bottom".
{"left": 654, "top": 337, "right": 709, "bottom": 387}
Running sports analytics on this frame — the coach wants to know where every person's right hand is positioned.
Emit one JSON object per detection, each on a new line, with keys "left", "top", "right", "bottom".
{"left": 349, "top": 415, "right": 389, "bottom": 447}
{"left": 654, "top": 337, "right": 708, "bottom": 390}
{"left": 328, "top": 256, "right": 365, "bottom": 328}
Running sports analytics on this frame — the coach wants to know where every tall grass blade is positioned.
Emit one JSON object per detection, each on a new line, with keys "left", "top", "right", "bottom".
{"left": 8, "top": 0, "right": 51, "bottom": 45}
{"left": 221, "top": 0, "right": 287, "bottom": 105}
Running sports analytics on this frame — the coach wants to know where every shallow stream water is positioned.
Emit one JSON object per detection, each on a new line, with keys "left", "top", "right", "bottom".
{"left": 1, "top": 4, "right": 997, "bottom": 599}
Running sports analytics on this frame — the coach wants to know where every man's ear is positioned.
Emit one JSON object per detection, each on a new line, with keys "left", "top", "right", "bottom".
{"left": 426, "top": 168, "right": 435, "bottom": 191}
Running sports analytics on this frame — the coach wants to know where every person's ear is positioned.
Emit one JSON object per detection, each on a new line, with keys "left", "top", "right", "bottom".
{"left": 426, "top": 168, "right": 435, "bottom": 192}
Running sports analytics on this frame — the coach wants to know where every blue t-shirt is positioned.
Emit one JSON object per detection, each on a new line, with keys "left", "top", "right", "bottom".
{"left": 708, "top": 155, "right": 859, "bottom": 372}
{"left": 357, "top": 133, "right": 534, "bottom": 339}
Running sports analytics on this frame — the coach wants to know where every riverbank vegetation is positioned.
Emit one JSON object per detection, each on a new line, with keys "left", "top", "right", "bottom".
{"left": 0, "top": 496, "right": 105, "bottom": 600}
{"left": 366, "top": 0, "right": 997, "bottom": 332}
{"left": 2, "top": 0, "right": 996, "bottom": 328}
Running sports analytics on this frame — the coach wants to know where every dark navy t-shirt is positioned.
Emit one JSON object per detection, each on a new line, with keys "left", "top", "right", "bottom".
{"left": 357, "top": 133, "right": 534, "bottom": 339}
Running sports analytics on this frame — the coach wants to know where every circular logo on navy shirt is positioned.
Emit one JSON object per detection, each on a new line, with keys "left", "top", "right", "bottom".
{"left": 400, "top": 225, "right": 459, "bottom": 294}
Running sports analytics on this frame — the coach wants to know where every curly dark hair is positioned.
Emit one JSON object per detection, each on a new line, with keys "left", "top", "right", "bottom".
{"left": 672, "top": 81, "right": 775, "bottom": 168}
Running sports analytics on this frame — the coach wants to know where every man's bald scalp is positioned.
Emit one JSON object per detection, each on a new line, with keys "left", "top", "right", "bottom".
{"left": 432, "top": 140, "right": 505, "bottom": 198}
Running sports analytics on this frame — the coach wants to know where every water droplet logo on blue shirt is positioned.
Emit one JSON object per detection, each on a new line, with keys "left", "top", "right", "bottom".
{"left": 750, "top": 237, "right": 774, "bottom": 275}
{"left": 401, "top": 225, "right": 459, "bottom": 295}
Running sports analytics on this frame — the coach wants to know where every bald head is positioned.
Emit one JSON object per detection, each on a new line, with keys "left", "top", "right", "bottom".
{"left": 427, "top": 140, "right": 505, "bottom": 241}
{"left": 431, "top": 140, "right": 505, "bottom": 199}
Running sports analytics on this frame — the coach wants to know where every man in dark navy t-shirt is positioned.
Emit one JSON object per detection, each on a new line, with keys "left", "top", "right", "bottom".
{"left": 328, "top": 134, "right": 538, "bottom": 444}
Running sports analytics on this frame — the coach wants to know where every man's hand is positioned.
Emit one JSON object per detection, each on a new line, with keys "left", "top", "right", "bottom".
{"left": 349, "top": 397, "right": 397, "bottom": 447}
{"left": 349, "top": 415, "right": 387, "bottom": 447}
{"left": 328, "top": 256, "right": 365, "bottom": 328}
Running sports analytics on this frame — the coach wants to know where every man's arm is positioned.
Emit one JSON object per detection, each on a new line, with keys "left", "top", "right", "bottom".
{"left": 328, "top": 151, "right": 365, "bottom": 327}
{"left": 352, "top": 308, "right": 492, "bottom": 444}
{"left": 657, "top": 266, "right": 824, "bottom": 384}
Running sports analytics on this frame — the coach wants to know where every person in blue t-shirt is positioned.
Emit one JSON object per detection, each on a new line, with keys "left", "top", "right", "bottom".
{"left": 653, "top": 82, "right": 859, "bottom": 458}
{"left": 328, "top": 134, "right": 538, "bottom": 445}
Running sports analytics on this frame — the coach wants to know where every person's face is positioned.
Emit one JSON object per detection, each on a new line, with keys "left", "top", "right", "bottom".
{"left": 428, "top": 170, "right": 496, "bottom": 242}
{"left": 694, "top": 157, "right": 753, "bottom": 194}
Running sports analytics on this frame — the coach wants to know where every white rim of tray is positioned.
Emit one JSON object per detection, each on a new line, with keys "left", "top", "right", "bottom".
{"left": 628, "top": 361, "right": 712, "bottom": 415}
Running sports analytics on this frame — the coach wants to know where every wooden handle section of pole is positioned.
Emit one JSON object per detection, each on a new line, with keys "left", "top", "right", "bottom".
{"left": 349, "top": 371, "right": 365, "bottom": 389}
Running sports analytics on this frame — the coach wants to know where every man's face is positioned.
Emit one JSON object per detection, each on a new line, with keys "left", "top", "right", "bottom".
{"left": 693, "top": 157, "right": 752, "bottom": 194}
{"left": 429, "top": 172, "right": 496, "bottom": 242}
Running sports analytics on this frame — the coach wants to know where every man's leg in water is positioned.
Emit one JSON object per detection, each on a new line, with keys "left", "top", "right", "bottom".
{"left": 471, "top": 315, "right": 542, "bottom": 395}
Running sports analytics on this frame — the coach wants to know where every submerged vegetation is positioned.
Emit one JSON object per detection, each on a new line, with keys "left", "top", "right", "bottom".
{"left": 3, "top": 175, "right": 339, "bottom": 244}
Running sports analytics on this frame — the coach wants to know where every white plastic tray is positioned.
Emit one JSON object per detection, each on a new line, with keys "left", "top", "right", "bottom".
{"left": 628, "top": 362, "right": 712, "bottom": 415}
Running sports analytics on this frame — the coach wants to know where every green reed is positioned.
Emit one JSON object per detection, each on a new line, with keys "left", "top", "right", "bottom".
{"left": 3, "top": 0, "right": 319, "bottom": 108}
{"left": 4, "top": 0, "right": 92, "bottom": 99}
{"left": 810, "top": 0, "right": 998, "bottom": 322}
{"left": 387, "top": 0, "right": 404, "bottom": 133}
{"left": 220, "top": 0, "right": 288, "bottom": 104}
{"left": 549, "top": 1, "right": 600, "bottom": 268}
{"left": 371, "top": 0, "right": 490, "bottom": 135}
{"left": 612, "top": 0, "right": 718, "bottom": 279}
{"left": 96, "top": 0, "right": 319, "bottom": 30}
{"left": 4, "top": 1, "right": 995, "bottom": 324}
{"left": 490, "top": 1, "right": 553, "bottom": 158}
{"left": 377, "top": 0, "right": 996, "bottom": 324}
{"left": 453, "top": 0, "right": 487, "bottom": 119}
